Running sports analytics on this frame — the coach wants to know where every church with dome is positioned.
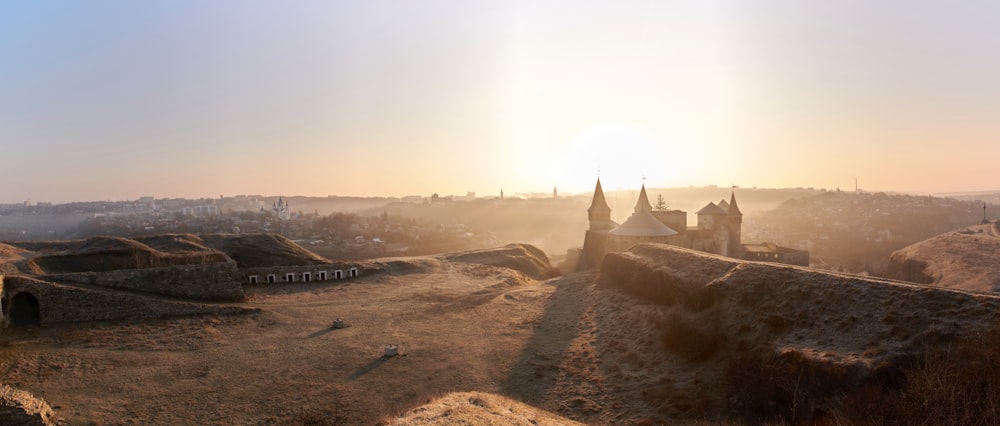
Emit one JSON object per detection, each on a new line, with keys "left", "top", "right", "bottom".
{"left": 577, "top": 178, "right": 807, "bottom": 270}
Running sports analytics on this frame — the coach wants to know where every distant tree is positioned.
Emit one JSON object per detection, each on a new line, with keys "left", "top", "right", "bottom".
{"left": 655, "top": 194, "right": 668, "bottom": 210}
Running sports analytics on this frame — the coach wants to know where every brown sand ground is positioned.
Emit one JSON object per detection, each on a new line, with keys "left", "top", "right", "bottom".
{"left": 1, "top": 262, "right": 594, "bottom": 425}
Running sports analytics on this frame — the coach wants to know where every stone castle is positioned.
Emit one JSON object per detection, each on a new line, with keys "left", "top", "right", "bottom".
{"left": 577, "top": 179, "right": 808, "bottom": 270}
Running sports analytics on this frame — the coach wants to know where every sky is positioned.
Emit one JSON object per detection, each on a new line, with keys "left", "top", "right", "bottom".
{"left": 3, "top": 0, "right": 1000, "bottom": 203}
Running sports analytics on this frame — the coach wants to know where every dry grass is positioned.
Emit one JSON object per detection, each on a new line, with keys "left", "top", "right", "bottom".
{"left": 835, "top": 323, "right": 1000, "bottom": 425}
{"left": 886, "top": 222, "right": 1000, "bottom": 292}
{"left": 7, "top": 240, "right": 1000, "bottom": 425}
{"left": 657, "top": 307, "right": 724, "bottom": 363}
{"left": 0, "top": 262, "right": 555, "bottom": 424}
{"left": 385, "top": 391, "right": 584, "bottom": 425}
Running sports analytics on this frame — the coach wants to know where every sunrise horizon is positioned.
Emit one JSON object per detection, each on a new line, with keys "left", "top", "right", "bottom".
{"left": 4, "top": 1, "right": 999, "bottom": 204}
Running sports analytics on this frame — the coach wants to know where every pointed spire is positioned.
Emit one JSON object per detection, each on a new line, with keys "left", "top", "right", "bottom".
{"left": 728, "top": 187, "right": 742, "bottom": 216}
{"left": 634, "top": 183, "right": 653, "bottom": 213}
{"left": 588, "top": 178, "right": 611, "bottom": 214}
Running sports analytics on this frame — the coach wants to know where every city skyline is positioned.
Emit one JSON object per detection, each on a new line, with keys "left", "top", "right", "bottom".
{"left": 4, "top": 1, "right": 1000, "bottom": 203}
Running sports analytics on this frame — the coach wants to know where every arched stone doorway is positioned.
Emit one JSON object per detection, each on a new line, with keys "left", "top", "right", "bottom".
{"left": 9, "top": 292, "right": 40, "bottom": 325}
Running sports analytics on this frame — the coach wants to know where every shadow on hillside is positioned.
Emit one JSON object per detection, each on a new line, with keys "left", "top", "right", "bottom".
{"left": 500, "top": 273, "right": 589, "bottom": 403}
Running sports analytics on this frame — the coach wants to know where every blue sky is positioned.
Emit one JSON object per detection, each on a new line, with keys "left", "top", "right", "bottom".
{"left": 3, "top": 1, "right": 1000, "bottom": 203}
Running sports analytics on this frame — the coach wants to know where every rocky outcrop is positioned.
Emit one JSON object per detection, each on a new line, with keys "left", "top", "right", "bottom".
{"left": 0, "top": 384, "right": 58, "bottom": 426}
{"left": 886, "top": 223, "right": 1000, "bottom": 292}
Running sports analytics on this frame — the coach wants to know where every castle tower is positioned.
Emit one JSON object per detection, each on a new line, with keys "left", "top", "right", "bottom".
{"left": 634, "top": 183, "right": 653, "bottom": 213}
{"left": 727, "top": 189, "right": 743, "bottom": 258}
{"left": 587, "top": 178, "right": 614, "bottom": 232}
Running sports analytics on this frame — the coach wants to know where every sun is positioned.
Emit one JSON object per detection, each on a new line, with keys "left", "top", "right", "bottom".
{"left": 553, "top": 121, "right": 675, "bottom": 193}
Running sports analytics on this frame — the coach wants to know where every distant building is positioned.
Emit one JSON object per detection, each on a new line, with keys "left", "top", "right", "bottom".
{"left": 742, "top": 242, "right": 810, "bottom": 266}
{"left": 272, "top": 197, "right": 291, "bottom": 220}
{"left": 577, "top": 178, "right": 808, "bottom": 270}
{"left": 181, "top": 205, "right": 219, "bottom": 217}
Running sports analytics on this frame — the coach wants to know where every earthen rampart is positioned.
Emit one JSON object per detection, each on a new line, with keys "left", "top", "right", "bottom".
{"left": 45, "top": 262, "right": 243, "bottom": 302}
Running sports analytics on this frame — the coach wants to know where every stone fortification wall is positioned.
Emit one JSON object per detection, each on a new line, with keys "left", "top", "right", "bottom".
{"left": 240, "top": 262, "right": 363, "bottom": 284}
{"left": 46, "top": 262, "right": 243, "bottom": 302}
{"left": 4, "top": 276, "right": 255, "bottom": 325}
{"left": 577, "top": 231, "right": 608, "bottom": 271}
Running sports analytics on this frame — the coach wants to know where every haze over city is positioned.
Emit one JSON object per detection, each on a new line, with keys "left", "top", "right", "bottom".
{"left": 4, "top": 0, "right": 1000, "bottom": 203}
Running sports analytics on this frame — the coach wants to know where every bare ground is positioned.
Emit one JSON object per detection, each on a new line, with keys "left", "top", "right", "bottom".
{"left": 0, "top": 262, "right": 582, "bottom": 425}
{"left": 8, "top": 242, "right": 997, "bottom": 425}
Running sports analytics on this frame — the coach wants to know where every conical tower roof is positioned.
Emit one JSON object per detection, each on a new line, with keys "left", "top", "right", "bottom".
{"left": 634, "top": 183, "right": 653, "bottom": 213}
{"left": 609, "top": 209, "right": 678, "bottom": 237}
{"left": 587, "top": 178, "right": 611, "bottom": 214}
{"left": 728, "top": 190, "right": 742, "bottom": 216}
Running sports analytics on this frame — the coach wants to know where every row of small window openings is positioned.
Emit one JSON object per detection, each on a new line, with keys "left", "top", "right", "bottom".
{"left": 247, "top": 268, "right": 358, "bottom": 284}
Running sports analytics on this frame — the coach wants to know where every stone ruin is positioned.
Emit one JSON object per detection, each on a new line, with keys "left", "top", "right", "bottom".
{"left": 384, "top": 344, "right": 399, "bottom": 357}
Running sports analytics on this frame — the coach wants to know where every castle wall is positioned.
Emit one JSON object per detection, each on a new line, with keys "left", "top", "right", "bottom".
{"left": 727, "top": 215, "right": 743, "bottom": 258}
{"left": 240, "top": 262, "right": 364, "bottom": 285}
{"left": 652, "top": 211, "right": 687, "bottom": 236}
{"left": 46, "top": 262, "right": 244, "bottom": 302}
{"left": 780, "top": 250, "right": 810, "bottom": 266}
{"left": 3, "top": 275, "right": 253, "bottom": 325}
{"left": 577, "top": 231, "right": 609, "bottom": 271}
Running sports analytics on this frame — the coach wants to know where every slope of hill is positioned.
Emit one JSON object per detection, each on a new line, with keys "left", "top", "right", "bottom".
{"left": 132, "top": 234, "right": 216, "bottom": 254}
{"left": 0, "top": 243, "right": 29, "bottom": 275}
{"left": 597, "top": 243, "right": 1000, "bottom": 422}
{"left": 4, "top": 233, "right": 332, "bottom": 275}
{"left": 23, "top": 236, "right": 230, "bottom": 274}
{"left": 886, "top": 222, "right": 1000, "bottom": 292}
{"left": 200, "top": 233, "right": 328, "bottom": 268}
{"left": 441, "top": 243, "right": 559, "bottom": 280}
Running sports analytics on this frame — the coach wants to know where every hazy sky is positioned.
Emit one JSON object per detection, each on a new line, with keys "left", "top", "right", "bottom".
{"left": 3, "top": 1, "right": 1000, "bottom": 203}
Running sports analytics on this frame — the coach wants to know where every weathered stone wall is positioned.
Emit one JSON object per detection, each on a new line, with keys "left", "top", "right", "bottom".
{"left": 3, "top": 276, "right": 255, "bottom": 325}
{"left": 45, "top": 262, "right": 244, "bottom": 302}
{"left": 577, "top": 230, "right": 608, "bottom": 271}
{"left": 240, "top": 262, "right": 363, "bottom": 284}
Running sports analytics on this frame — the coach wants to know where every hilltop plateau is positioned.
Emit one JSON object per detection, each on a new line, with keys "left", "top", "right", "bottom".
{"left": 886, "top": 222, "right": 1000, "bottom": 292}
{"left": 1, "top": 240, "right": 998, "bottom": 424}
